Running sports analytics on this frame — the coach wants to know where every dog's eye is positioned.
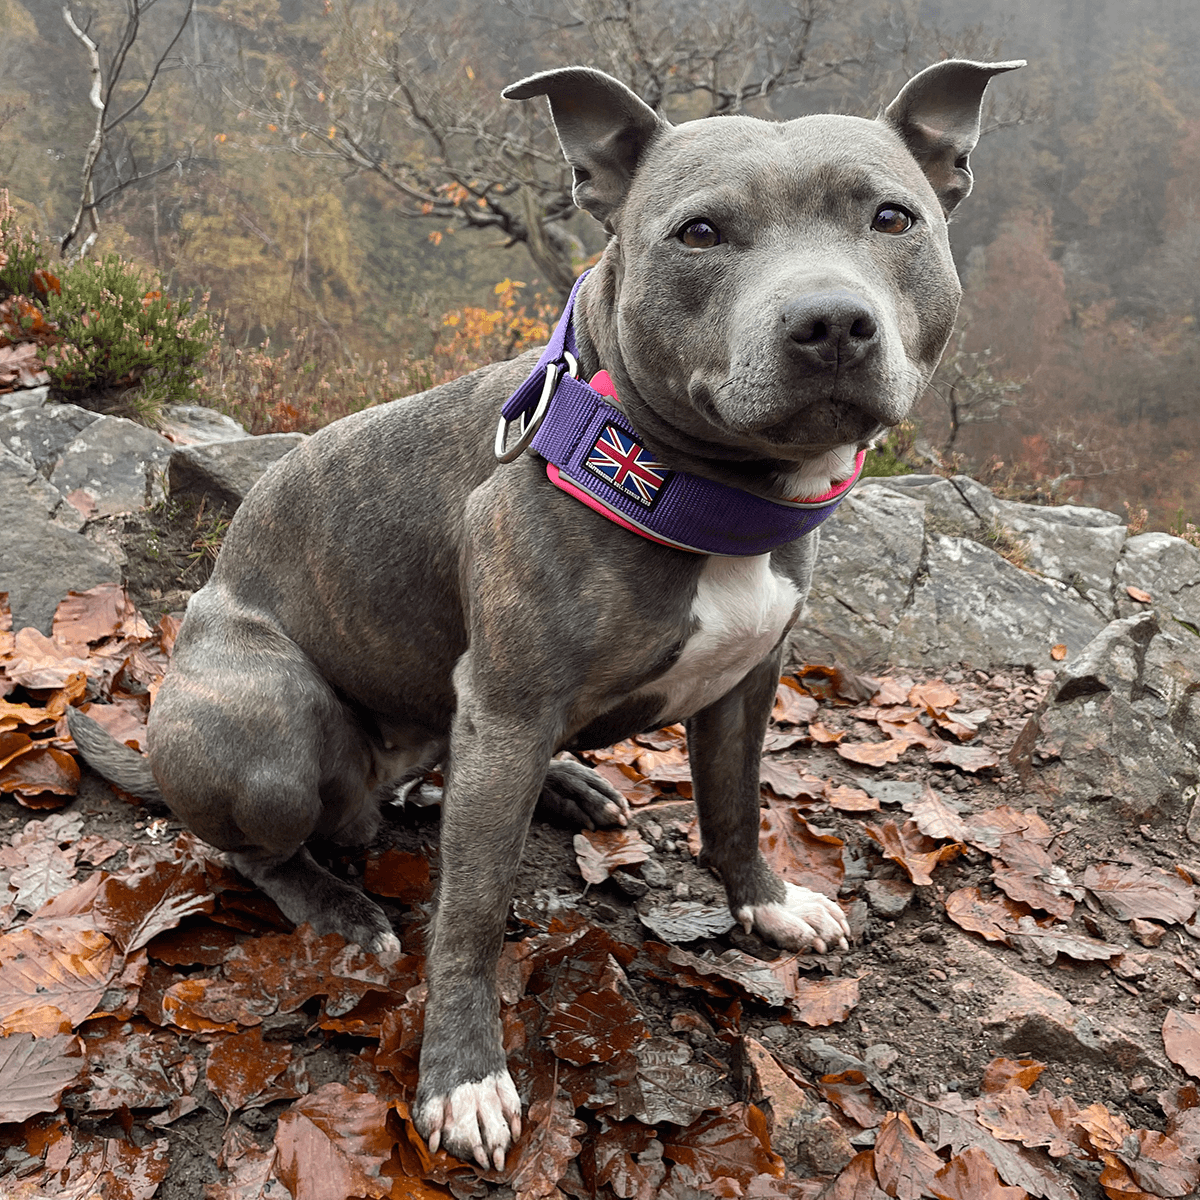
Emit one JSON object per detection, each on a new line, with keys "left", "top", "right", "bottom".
{"left": 872, "top": 205, "right": 914, "bottom": 235}
{"left": 678, "top": 219, "right": 721, "bottom": 248}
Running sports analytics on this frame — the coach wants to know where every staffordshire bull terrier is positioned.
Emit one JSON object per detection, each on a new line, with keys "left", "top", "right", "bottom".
{"left": 69, "top": 57, "right": 1022, "bottom": 1170}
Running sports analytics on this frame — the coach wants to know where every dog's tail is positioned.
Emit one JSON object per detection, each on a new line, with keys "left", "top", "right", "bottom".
{"left": 66, "top": 706, "right": 164, "bottom": 803}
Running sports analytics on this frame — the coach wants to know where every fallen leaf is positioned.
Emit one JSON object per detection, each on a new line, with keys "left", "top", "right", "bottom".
{"left": 1008, "top": 919, "right": 1123, "bottom": 965}
{"left": 837, "top": 739, "right": 914, "bottom": 767}
{"left": 909, "top": 681, "right": 960, "bottom": 710}
{"left": 78, "top": 1019, "right": 192, "bottom": 1114}
{"left": 52, "top": 584, "right": 150, "bottom": 647}
{"left": 791, "top": 976, "right": 860, "bottom": 1027}
{"left": 773, "top": 679, "right": 819, "bottom": 725}
{"left": 873, "top": 1111, "right": 944, "bottom": 1200}
{"left": 1125, "top": 586, "right": 1152, "bottom": 604}
{"left": 638, "top": 901, "right": 737, "bottom": 943}
{"left": 932, "top": 1144, "right": 1028, "bottom": 1200}
{"left": 272, "top": 1083, "right": 394, "bottom": 1198}
{"left": 809, "top": 720, "right": 846, "bottom": 745}
{"left": 582, "top": 1118, "right": 667, "bottom": 1200}
{"left": 864, "top": 821, "right": 961, "bottom": 887}
{"left": 363, "top": 848, "right": 432, "bottom": 902}
{"left": 925, "top": 742, "right": 1000, "bottom": 772}
{"left": 573, "top": 828, "right": 651, "bottom": 884}
{"left": 826, "top": 784, "right": 879, "bottom": 812}
{"left": 0, "top": 745, "right": 80, "bottom": 802}
{"left": 820, "top": 1150, "right": 888, "bottom": 1199}
{"left": 0, "top": 1032, "right": 84, "bottom": 1123}
{"left": 206, "top": 1025, "right": 301, "bottom": 1113}
{"left": 4, "top": 628, "right": 92, "bottom": 689}
{"left": 759, "top": 801, "right": 844, "bottom": 897}
{"left": 1163, "top": 1009, "right": 1200, "bottom": 1080}
{"left": 660, "top": 1103, "right": 785, "bottom": 1191}
{"left": 92, "top": 850, "right": 217, "bottom": 953}
{"left": 944, "top": 887, "right": 1030, "bottom": 944}
{"left": 545, "top": 978, "right": 650, "bottom": 1065}
{"left": 1050, "top": 643, "right": 1067, "bottom": 660}
{"left": 509, "top": 1092, "right": 588, "bottom": 1199}
{"left": 908, "top": 785, "right": 968, "bottom": 842}
{"left": 981, "top": 1058, "right": 1047, "bottom": 1094}
{"left": 0, "top": 923, "right": 117, "bottom": 1034}
{"left": 1083, "top": 863, "right": 1199, "bottom": 925}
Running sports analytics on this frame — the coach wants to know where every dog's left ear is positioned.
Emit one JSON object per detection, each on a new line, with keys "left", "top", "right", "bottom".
{"left": 503, "top": 67, "right": 667, "bottom": 228}
{"left": 884, "top": 59, "right": 1025, "bottom": 214}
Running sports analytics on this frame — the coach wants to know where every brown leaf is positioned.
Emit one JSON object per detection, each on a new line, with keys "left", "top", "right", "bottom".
{"left": 9, "top": 839, "right": 78, "bottom": 912}
{"left": 818, "top": 1069, "right": 886, "bottom": 1129}
{"left": 0, "top": 923, "right": 117, "bottom": 1034}
{"left": 573, "top": 828, "right": 651, "bottom": 884}
{"left": 837, "top": 738, "right": 913, "bottom": 767}
{"left": 1163, "top": 1009, "right": 1200, "bottom": 1080}
{"left": 808, "top": 719, "right": 847, "bottom": 745}
{"left": 908, "top": 785, "right": 968, "bottom": 842}
{"left": 864, "top": 821, "right": 961, "bottom": 886}
{"left": 820, "top": 1150, "right": 888, "bottom": 1199}
{"left": 1084, "top": 863, "right": 1199, "bottom": 925}
{"left": 272, "top": 1083, "right": 396, "bottom": 1198}
{"left": 925, "top": 742, "right": 1000, "bottom": 772}
{"left": 759, "top": 800, "right": 845, "bottom": 897}
{"left": 583, "top": 1119, "right": 667, "bottom": 1200}
{"left": 509, "top": 1092, "right": 588, "bottom": 1200}
{"left": 791, "top": 976, "right": 860, "bottom": 1027}
{"left": 92, "top": 849, "right": 217, "bottom": 953}
{"left": 873, "top": 1111, "right": 944, "bottom": 1200}
{"left": 638, "top": 901, "right": 736, "bottom": 943}
{"left": 0, "top": 745, "right": 80, "bottom": 802}
{"left": 78, "top": 1018, "right": 193, "bottom": 1113}
{"left": 909, "top": 681, "right": 960, "bottom": 711}
{"left": 544, "top": 966, "right": 650, "bottom": 1064}
{"left": 980, "top": 1058, "right": 1047, "bottom": 1094}
{"left": 773, "top": 678, "right": 819, "bottom": 726}
{"left": 932, "top": 1145, "right": 1028, "bottom": 1200}
{"left": 70, "top": 697, "right": 150, "bottom": 753}
{"left": 207, "top": 1126, "right": 278, "bottom": 1200}
{"left": 975, "top": 1087, "right": 1083, "bottom": 1157}
{"left": 944, "top": 887, "right": 1030, "bottom": 944}
{"left": 4, "top": 628, "right": 92, "bottom": 689}
{"left": 52, "top": 584, "right": 150, "bottom": 648}
{"left": 1008, "top": 920, "right": 1123, "bottom": 965}
{"left": 826, "top": 784, "right": 879, "bottom": 812}
{"left": 363, "top": 847, "right": 433, "bottom": 902}
{"left": 1113, "top": 1128, "right": 1200, "bottom": 1197}
{"left": 50, "top": 1132, "right": 171, "bottom": 1200}
{"left": 0, "top": 1032, "right": 84, "bottom": 1123}
{"left": 660, "top": 1103, "right": 785, "bottom": 1191}
{"left": 145, "top": 921, "right": 238, "bottom": 966}
{"left": 206, "top": 1024, "right": 301, "bottom": 1113}
{"left": 1125, "top": 586, "right": 1152, "bottom": 604}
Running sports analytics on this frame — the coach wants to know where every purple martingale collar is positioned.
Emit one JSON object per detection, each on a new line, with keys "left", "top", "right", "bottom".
{"left": 495, "top": 272, "right": 865, "bottom": 557}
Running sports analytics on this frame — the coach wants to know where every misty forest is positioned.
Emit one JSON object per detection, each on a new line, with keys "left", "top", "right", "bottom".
{"left": 3, "top": 0, "right": 1200, "bottom": 532}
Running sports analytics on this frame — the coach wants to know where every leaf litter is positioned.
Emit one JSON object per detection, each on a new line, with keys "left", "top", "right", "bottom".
{"left": 0, "top": 589, "right": 1198, "bottom": 1197}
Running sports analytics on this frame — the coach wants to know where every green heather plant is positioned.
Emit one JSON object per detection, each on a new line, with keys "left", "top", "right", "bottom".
{"left": 0, "top": 189, "right": 215, "bottom": 405}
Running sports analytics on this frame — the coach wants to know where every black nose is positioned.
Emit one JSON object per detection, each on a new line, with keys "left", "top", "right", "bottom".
{"left": 780, "top": 291, "right": 879, "bottom": 368}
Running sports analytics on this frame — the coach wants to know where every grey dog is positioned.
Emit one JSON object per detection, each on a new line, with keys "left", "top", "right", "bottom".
{"left": 69, "top": 58, "right": 1021, "bottom": 1170}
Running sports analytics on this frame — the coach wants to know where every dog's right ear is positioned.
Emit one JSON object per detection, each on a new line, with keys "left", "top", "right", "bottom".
{"left": 503, "top": 68, "right": 666, "bottom": 228}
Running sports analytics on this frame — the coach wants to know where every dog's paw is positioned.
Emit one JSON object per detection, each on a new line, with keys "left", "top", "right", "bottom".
{"left": 736, "top": 882, "right": 851, "bottom": 953}
{"left": 313, "top": 890, "right": 400, "bottom": 956}
{"left": 415, "top": 1070, "right": 522, "bottom": 1171}
{"left": 539, "top": 757, "right": 630, "bottom": 830}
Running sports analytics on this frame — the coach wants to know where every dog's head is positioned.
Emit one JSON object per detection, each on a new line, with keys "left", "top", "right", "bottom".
{"left": 505, "top": 60, "right": 1022, "bottom": 491}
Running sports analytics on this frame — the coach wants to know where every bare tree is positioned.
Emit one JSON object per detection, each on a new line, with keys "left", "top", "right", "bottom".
{"left": 219, "top": 0, "right": 868, "bottom": 298}
{"left": 930, "top": 323, "right": 1025, "bottom": 455}
{"left": 61, "top": 0, "right": 197, "bottom": 259}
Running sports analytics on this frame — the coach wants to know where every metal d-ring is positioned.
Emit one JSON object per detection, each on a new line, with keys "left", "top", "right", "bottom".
{"left": 494, "top": 351, "right": 578, "bottom": 462}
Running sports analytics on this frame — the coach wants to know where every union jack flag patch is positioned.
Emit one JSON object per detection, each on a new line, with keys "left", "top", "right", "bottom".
{"left": 585, "top": 423, "right": 669, "bottom": 507}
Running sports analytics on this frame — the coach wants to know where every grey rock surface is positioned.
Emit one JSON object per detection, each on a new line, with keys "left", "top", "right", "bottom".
{"left": 50, "top": 414, "right": 174, "bottom": 516}
{"left": 167, "top": 433, "right": 306, "bottom": 511}
{"left": 157, "top": 404, "right": 249, "bottom": 446}
{"left": 788, "top": 473, "right": 1194, "bottom": 671}
{"left": 1010, "top": 611, "right": 1200, "bottom": 825}
{"left": 0, "top": 384, "right": 50, "bottom": 413}
{"left": 0, "top": 403, "right": 101, "bottom": 477}
{"left": 0, "top": 445, "right": 120, "bottom": 634}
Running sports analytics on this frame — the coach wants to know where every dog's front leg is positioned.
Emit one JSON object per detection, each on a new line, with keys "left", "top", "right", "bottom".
{"left": 413, "top": 687, "right": 554, "bottom": 1171}
{"left": 687, "top": 648, "right": 851, "bottom": 953}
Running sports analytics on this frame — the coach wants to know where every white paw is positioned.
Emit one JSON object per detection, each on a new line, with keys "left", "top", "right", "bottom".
{"left": 367, "top": 930, "right": 402, "bottom": 956}
{"left": 416, "top": 1070, "right": 522, "bottom": 1171}
{"left": 736, "top": 882, "right": 850, "bottom": 953}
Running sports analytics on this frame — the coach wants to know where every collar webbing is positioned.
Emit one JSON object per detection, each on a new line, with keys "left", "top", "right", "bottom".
{"left": 497, "top": 272, "right": 864, "bottom": 557}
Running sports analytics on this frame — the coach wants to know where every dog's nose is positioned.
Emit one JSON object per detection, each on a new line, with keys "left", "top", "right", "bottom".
{"left": 780, "top": 291, "right": 879, "bottom": 368}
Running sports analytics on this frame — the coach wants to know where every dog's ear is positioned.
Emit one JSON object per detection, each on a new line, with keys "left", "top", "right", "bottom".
{"left": 884, "top": 59, "right": 1024, "bottom": 214}
{"left": 503, "top": 67, "right": 666, "bottom": 227}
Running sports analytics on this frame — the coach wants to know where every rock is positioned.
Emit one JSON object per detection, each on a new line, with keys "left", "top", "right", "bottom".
{"left": 1114, "top": 531, "right": 1200, "bottom": 631}
{"left": 168, "top": 433, "right": 306, "bottom": 512}
{"left": 0, "top": 445, "right": 120, "bottom": 634}
{"left": 864, "top": 878, "right": 914, "bottom": 917}
{"left": 788, "top": 473, "right": 1200, "bottom": 670}
{"left": 0, "top": 403, "right": 101, "bottom": 477}
{"left": 157, "top": 404, "right": 249, "bottom": 446}
{"left": 0, "top": 385, "right": 50, "bottom": 412}
{"left": 49, "top": 414, "right": 174, "bottom": 516}
{"left": 1010, "top": 612, "right": 1200, "bottom": 824}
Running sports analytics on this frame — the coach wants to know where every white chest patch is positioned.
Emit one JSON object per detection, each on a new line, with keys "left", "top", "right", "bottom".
{"left": 642, "top": 555, "right": 802, "bottom": 724}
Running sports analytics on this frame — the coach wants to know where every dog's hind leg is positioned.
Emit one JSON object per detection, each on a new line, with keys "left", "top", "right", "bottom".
{"left": 687, "top": 647, "right": 851, "bottom": 953}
